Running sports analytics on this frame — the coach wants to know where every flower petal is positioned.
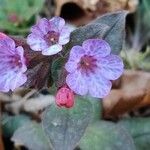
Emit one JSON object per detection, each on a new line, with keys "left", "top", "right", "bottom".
{"left": 16, "top": 46, "right": 27, "bottom": 72}
{"left": 0, "top": 37, "right": 16, "bottom": 52}
{"left": 68, "top": 46, "right": 85, "bottom": 62}
{"left": 0, "top": 36, "right": 27, "bottom": 92}
{"left": 66, "top": 71, "right": 88, "bottom": 95}
{"left": 88, "top": 74, "right": 112, "bottom": 98}
{"left": 0, "top": 73, "right": 10, "bottom": 92}
{"left": 0, "top": 72, "right": 27, "bottom": 92}
{"left": 82, "top": 39, "right": 111, "bottom": 57}
{"left": 42, "top": 44, "right": 62, "bottom": 55}
{"left": 65, "top": 46, "right": 85, "bottom": 73}
{"left": 65, "top": 60, "right": 78, "bottom": 73}
{"left": 97, "top": 54, "right": 124, "bottom": 80}
{"left": 0, "top": 32, "right": 8, "bottom": 39}
{"left": 31, "top": 18, "right": 50, "bottom": 35}
{"left": 59, "top": 26, "right": 71, "bottom": 45}
{"left": 27, "top": 33, "right": 48, "bottom": 51}
{"left": 49, "top": 16, "right": 65, "bottom": 31}
{"left": 31, "top": 25, "right": 44, "bottom": 37}
{"left": 10, "top": 73, "right": 27, "bottom": 91}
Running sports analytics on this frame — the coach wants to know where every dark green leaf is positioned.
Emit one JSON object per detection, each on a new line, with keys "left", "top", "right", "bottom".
{"left": 64, "top": 11, "right": 127, "bottom": 55}
{"left": 0, "top": 0, "right": 44, "bottom": 34}
{"left": 139, "top": 47, "right": 150, "bottom": 71}
{"left": 119, "top": 117, "right": 150, "bottom": 150}
{"left": 42, "top": 96, "right": 92, "bottom": 150}
{"left": 93, "top": 11, "right": 128, "bottom": 54}
{"left": 64, "top": 23, "right": 109, "bottom": 55}
{"left": 79, "top": 121, "right": 136, "bottom": 150}
{"left": 86, "top": 96, "right": 102, "bottom": 121}
{"left": 11, "top": 122, "right": 51, "bottom": 150}
{"left": 51, "top": 57, "right": 65, "bottom": 84}
{"left": 1, "top": 113, "right": 31, "bottom": 137}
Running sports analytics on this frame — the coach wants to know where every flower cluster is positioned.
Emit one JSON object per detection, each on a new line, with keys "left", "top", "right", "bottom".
{"left": 65, "top": 39, "right": 124, "bottom": 98}
{"left": 0, "top": 16, "right": 124, "bottom": 108}
{"left": 0, "top": 33, "right": 27, "bottom": 92}
{"left": 27, "top": 17, "right": 71, "bottom": 56}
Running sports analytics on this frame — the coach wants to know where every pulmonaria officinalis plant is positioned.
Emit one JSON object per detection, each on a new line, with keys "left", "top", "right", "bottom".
{"left": 27, "top": 17, "right": 71, "bottom": 56}
{"left": 1, "top": 11, "right": 130, "bottom": 150}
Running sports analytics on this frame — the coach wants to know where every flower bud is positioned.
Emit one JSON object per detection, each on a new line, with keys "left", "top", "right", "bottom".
{"left": 55, "top": 86, "right": 74, "bottom": 108}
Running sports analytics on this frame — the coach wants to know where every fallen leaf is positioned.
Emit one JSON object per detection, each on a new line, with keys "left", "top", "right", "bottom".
{"left": 96, "top": 0, "right": 138, "bottom": 14}
{"left": 2, "top": 89, "right": 54, "bottom": 114}
{"left": 103, "top": 70, "right": 150, "bottom": 118}
{"left": 55, "top": 0, "right": 138, "bottom": 25}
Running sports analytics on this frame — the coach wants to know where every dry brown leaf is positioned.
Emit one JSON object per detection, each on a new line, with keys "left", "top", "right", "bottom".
{"left": 22, "top": 95, "right": 55, "bottom": 113}
{"left": 2, "top": 89, "right": 54, "bottom": 114}
{"left": 55, "top": 0, "right": 99, "bottom": 14}
{"left": 96, "top": 0, "right": 138, "bottom": 14}
{"left": 103, "top": 70, "right": 150, "bottom": 118}
{"left": 55, "top": 0, "right": 138, "bottom": 25}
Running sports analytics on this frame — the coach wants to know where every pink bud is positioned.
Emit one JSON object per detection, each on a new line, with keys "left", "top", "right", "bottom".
{"left": 0, "top": 32, "right": 8, "bottom": 39}
{"left": 55, "top": 86, "right": 74, "bottom": 108}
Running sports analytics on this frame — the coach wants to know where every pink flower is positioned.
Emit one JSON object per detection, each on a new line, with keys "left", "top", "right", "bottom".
{"left": 0, "top": 35, "right": 27, "bottom": 92}
{"left": 27, "top": 17, "right": 71, "bottom": 56}
{"left": 65, "top": 39, "right": 124, "bottom": 98}
{"left": 55, "top": 86, "right": 74, "bottom": 108}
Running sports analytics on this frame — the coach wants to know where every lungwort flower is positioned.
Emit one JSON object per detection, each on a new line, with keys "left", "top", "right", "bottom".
{"left": 65, "top": 39, "right": 124, "bottom": 98}
{"left": 27, "top": 17, "right": 71, "bottom": 56}
{"left": 0, "top": 34, "right": 27, "bottom": 92}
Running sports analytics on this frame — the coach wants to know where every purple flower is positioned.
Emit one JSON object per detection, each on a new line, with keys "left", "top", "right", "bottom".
{"left": 0, "top": 36, "right": 27, "bottom": 92}
{"left": 27, "top": 17, "right": 71, "bottom": 56}
{"left": 65, "top": 39, "right": 124, "bottom": 98}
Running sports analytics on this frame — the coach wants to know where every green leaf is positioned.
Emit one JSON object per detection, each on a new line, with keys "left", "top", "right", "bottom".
{"left": 131, "top": 0, "right": 150, "bottom": 50}
{"left": 11, "top": 122, "right": 51, "bottom": 150}
{"left": 0, "top": 21, "right": 29, "bottom": 33}
{"left": 86, "top": 96, "right": 102, "bottom": 122}
{"left": 139, "top": 47, "right": 150, "bottom": 71}
{"left": 64, "top": 11, "right": 127, "bottom": 55}
{"left": 79, "top": 121, "right": 136, "bottom": 150}
{"left": 0, "top": 0, "right": 44, "bottom": 34}
{"left": 64, "top": 23, "right": 109, "bottom": 55}
{"left": 51, "top": 57, "right": 66, "bottom": 87}
{"left": 119, "top": 117, "right": 150, "bottom": 150}
{"left": 0, "top": 0, "right": 44, "bottom": 20}
{"left": 139, "top": 0, "right": 150, "bottom": 30}
{"left": 93, "top": 11, "right": 128, "bottom": 54}
{"left": 42, "top": 96, "right": 92, "bottom": 150}
{"left": 1, "top": 113, "right": 31, "bottom": 137}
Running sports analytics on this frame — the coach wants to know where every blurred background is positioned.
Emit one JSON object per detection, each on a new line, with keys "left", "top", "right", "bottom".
{"left": 0, "top": 0, "right": 150, "bottom": 150}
